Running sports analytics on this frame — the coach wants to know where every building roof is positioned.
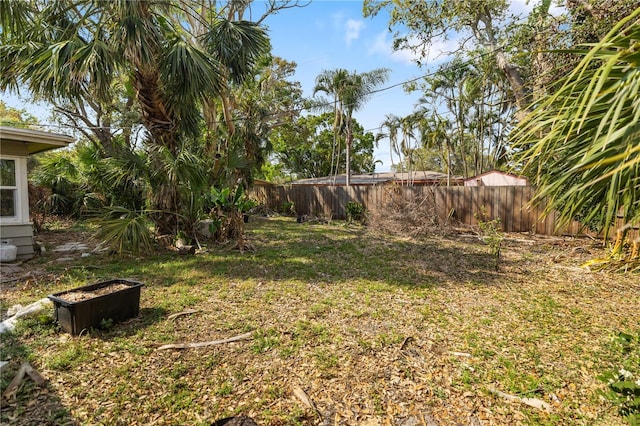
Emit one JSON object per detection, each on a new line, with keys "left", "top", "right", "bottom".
{"left": 290, "top": 171, "right": 463, "bottom": 186}
{"left": 0, "top": 126, "right": 74, "bottom": 155}
{"left": 463, "top": 169, "right": 528, "bottom": 183}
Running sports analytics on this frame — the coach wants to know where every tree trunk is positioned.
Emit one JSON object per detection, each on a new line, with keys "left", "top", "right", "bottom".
{"left": 132, "top": 68, "right": 182, "bottom": 236}
{"left": 346, "top": 121, "right": 352, "bottom": 186}
{"left": 494, "top": 50, "right": 530, "bottom": 120}
{"left": 473, "top": 13, "right": 530, "bottom": 119}
{"left": 133, "top": 69, "right": 179, "bottom": 154}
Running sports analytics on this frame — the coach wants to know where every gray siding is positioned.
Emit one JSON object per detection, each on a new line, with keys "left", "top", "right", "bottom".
{"left": 0, "top": 224, "right": 34, "bottom": 259}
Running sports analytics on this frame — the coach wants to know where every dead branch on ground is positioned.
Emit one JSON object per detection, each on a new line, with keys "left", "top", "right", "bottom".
{"left": 2, "top": 362, "right": 46, "bottom": 400}
{"left": 167, "top": 309, "right": 199, "bottom": 320}
{"left": 489, "top": 387, "right": 553, "bottom": 413}
{"left": 157, "top": 332, "right": 253, "bottom": 350}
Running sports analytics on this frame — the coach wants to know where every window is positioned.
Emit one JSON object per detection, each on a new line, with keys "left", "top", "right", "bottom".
{"left": 0, "top": 159, "right": 17, "bottom": 217}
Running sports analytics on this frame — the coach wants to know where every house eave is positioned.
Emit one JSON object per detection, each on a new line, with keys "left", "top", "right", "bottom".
{"left": 0, "top": 126, "right": 74, "bottom": 155}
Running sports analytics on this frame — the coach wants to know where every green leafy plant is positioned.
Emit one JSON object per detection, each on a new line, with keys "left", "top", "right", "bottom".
{"left": 280, "top": 201, "right": 295, "bottom": 216}
{"left": 99, "top": 318, "right": 114, "bottom": 330}
{"left": 206, "top": 185, "right": 255, "bottom": 247}
{"left": 476, "top": 208, "right": 503, "bottom": 271}
{"left": 208, "top": 185, "right": 256, "bottom": 213}
{"left": 598, "top": 331, "right": 640, "bottom": 424}
{"left": 511, "top": 8, "right": 640, "bottom": 261}
{"left": 346, "top": 201, "right": 366, "bottom": 224}
{"left": 90, "top": 207, "right": 155, "bottom": 255}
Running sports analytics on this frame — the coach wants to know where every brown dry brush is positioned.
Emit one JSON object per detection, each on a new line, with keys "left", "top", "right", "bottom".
{"left": 367, "top": 183, "right": 450, "bottom": 238}
{"left": 598, "top": 227, "right": 640, "bottom": 272}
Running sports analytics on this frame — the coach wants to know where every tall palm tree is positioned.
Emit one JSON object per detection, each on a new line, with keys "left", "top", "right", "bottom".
{"left": 314, "top": 68, "right": 389, "bottom": 185}
{"left": 313, "top": 68, "right": 350, "bottom": 182}
{"left": 0, "top": 0, "right": 269, "bottom": 235}
{"left": 416, "top": 111, "right": 456, "bottom": 186}
{"left": 512, "top": 7, "right": 640, "bottom": 258}
{"left": 398, "top": 113, "right": 419, "bottom": 184}
{"left": 376, "top": 114, "right": 402, "bottom": 170}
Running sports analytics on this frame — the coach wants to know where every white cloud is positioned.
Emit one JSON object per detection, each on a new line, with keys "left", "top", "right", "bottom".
{"left": 330, "top": 11, "right": 345, "bottom": 29}
{"left": 367, "top": 31, "right": 461, "bottom": 67}
{"left": 509, "top": 0, "right": 533, "bottom": 15}
{"left": 509, "top": 0, "right": 565, "bottom": 16}
{"left": 368, "top": 32, "right": 416, "bottom": 65}
{"left": 345, "top": 19, "right": 365, "bottom": 47}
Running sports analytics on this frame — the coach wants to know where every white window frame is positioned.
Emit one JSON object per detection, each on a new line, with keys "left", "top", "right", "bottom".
{"left": 0, "top": 155, "right": 29, "bottom": 225}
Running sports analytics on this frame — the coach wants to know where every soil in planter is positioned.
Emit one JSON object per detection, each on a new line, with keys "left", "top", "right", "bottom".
{"left": 57, "top": 283, "right": 132, "bottom": 303}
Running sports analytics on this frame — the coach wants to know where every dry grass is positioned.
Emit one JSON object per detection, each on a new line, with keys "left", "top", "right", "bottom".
{"left": 1, "top": 216, "right": 639, "bottom": 425}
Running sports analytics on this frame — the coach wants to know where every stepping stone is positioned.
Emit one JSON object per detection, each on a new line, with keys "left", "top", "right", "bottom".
{"left": 53, "top": 242, "right": 89, "bottom": 252}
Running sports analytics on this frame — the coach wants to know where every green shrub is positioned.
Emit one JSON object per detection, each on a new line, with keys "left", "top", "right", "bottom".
{"left": 280, "top": 201, "right": 295, "bottom": 216}
{"left": 346, "top": 201, "right": 366, "bottom": 224}
{"left": 476, "top": 208, "right": 503, "bottom": 271}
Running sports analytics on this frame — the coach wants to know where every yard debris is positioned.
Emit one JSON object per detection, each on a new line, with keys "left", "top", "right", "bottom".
{"left": 3, "top": 218, "right": 639, "bottom": 425}
{"left": 156, "top": 331, "right": 253, "bottom": 350}
{"left": 168, "top": 244, "right": 196, "bottom": 255}
{"left": 446, "top": 351, "right": 472, "bottom": 357}
{"left": 489, "top": 387, "right": 553, "bottom": 413}
{"left": 0, "top": 270, "right": 33, "bottom": 285}
{"left": 400, "top": 336, "right": 414, "bottom": 350}
{"left": 0, "top": 298, "right": 51, "bottom": 334}
{"left": 368, "top": 186, "right": 447, "bottom": 238}
{"left": 2, "top": 362, "right": 47, "bottom": 400}
{"left": 167, "top": 309, "right": 199, "bottom": 320}
{"left": 292, "top": 386, "right": 321, "bottom": 418}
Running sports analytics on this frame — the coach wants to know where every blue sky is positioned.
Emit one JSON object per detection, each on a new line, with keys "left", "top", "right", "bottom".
{"left": 263, "top": 0, "right": 432, "bottom": 172}
{"left": 2, "top": 0, "right": 547, "bottom": 172}
{"left": 261, "top": 0, "right": 556, "bottom": 171}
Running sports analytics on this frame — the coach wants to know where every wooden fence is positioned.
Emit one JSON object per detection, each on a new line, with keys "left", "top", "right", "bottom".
{"left": 250, "top": 184, "right": 590, "bottom": 236}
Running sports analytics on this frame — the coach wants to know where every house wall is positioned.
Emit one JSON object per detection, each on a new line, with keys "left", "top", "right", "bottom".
{"left": 1, "top": 149, "right": 33, "bottom": 259}
{"left": 0, "top": 224, "right": 34, "bottom": 259}
{"left": 464, "top": 173, "right": 528, "bottom": 187}
{"left": 0, "top": 155, "right": 30, "bottom": 223}
{"left": 1, "top": 128, "right": 72, "bottom": 261}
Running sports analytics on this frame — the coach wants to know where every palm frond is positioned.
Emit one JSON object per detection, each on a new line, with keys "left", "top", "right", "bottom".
{"left": 202, "top": 19, "right": 270, "bottom": 84}
{"left": 91, "top": 206, "right": 155, "bottom": 255}
{"left": 512, "top": 7, "right": 640, "bottom": 238}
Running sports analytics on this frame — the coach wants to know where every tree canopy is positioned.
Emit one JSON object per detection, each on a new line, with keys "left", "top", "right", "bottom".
{"left": 313, "top": 67, "right": 389, "bottom": 185}
{"left": 0, "top": 100, "right": 38, "bottom": 128}
{"left": 270, "top": 112, "right": 375, "bottom": 180}
{"left": 0, "top": 0, "right": 279, "bottom": 246}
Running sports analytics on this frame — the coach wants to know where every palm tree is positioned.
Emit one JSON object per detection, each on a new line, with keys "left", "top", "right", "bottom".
{"left": 314, "top": 68, "right": 389, "bottom": 185}
{"left": 313, "top": 68, "right": 350, "bottom": 182}
{"left": 0, "top": 0, "right": 269, "bottom": 235}
{"left": 415, "top": 111, "right": 456, "bottom": 186}
{"left": 512, "top": 7, "right": 640, "bottom": 260}
{"left": 376, "top": 114, "right": 402, "bottom": 170}
{"left": 398, "top": 113, "right": 419, "bottom": 184}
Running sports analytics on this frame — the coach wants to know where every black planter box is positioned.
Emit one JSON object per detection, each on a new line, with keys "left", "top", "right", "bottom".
{"left": 48, "top": 279, "right": 143, "bottom": 335}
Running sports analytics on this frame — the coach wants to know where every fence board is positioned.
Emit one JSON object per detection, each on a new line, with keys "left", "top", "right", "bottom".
{"left": 250, "top": 185, "right": 596, "bottom": 237}
{"left": 513, "top": 186, "right": 524, "bottom": 232}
